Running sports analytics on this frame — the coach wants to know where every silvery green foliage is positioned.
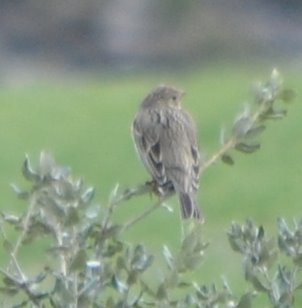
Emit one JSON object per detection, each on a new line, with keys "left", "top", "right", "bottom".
{"left": 228, "top": 219, "right": 302, "bottom": 307}
{"left": 4, "top": 154, "right": 302, "bottom": 307}
{"left": 221, "top": 69, "right": 295, "bottom": 165}
{"left": 1, "top": 153, "right": 156, "bottom": 307}
{"left": 1, "top": 153, "right": 210, "bottom": 307}
{"left": 0, "top": 153, "right": 257, "bottom": 307}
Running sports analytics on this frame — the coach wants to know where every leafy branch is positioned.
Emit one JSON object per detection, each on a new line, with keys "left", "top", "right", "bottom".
{"left": 228, "top": 219, "right": 302, "bottom": 307}
{"left": 203, "top": 69, "right": 295, "bottom": 169}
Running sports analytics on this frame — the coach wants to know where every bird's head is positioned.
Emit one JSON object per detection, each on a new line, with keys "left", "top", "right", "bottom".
{"left": 141, "top": 85, "right": 185, "bottom": 109}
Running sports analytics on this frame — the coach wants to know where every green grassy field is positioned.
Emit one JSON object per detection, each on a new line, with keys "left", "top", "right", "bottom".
{"left": 0, "top": 63, "right": 301, "bottom": 304}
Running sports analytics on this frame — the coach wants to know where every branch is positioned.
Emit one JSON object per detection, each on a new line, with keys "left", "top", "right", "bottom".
{"left": 122, "top": 194, "right": 171, "bottom": 232}
{"left": 11, "top": 194, "right": 37, "bottom": 259}
{"left": 202, "top": 138, "right": 236, "bottom": 171}
{"left": 0, "top": 268, "right": 41, "bottom": 306}
{"left": 203, "top": 69, "right": 294, "bottom": 170}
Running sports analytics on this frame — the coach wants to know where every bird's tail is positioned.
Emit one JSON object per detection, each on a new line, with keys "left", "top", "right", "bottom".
{"left": 179, "top": 193, "right": 201, "bottom": 219}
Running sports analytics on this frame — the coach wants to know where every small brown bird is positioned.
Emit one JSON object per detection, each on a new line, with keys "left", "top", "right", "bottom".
{"left": 132, "top": 85, "right": 202, "bottom": 219}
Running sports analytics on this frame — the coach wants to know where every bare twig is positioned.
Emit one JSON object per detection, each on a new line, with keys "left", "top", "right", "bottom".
{"left": 101, "top": 183, "right": 154, "bottom": 234}
{"left": 113, "top": 183, "right": 153, "bottom": 205}
{"left": 122, "top": 194, "right": 171, "bottom": 232}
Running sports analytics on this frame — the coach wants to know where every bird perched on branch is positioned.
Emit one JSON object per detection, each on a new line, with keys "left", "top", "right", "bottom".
{"left": 132, "top": 85, "right": 202, "bottom": 219}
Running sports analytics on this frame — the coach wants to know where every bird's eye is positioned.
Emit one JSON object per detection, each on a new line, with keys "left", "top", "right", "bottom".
{"left": 172, "top": 96, "right": 177, "bottom": 101}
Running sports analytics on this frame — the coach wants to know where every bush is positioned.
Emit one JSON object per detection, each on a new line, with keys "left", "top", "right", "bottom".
{"left": 0, "top": 70, "right": 299, "bottom": 307}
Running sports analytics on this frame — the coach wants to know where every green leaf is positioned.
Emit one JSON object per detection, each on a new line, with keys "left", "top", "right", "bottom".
{"left": 69, "top": 249, "right": 87, "bottom": 272}
{"left": 164, "top": 270, "right": 178, "bottom": 288}
{"left": 10, "top": 184, "right": 30, "bottom": 200}
{"left": 262, "top": 109, "right": 287, "bottom": 120}
{"left": 245, "top": 125, "right": 266, "bottom": 139}
{"left": 228, "top": 236, "right": 243, "bottom": 253}
{"left": 131, "top": 244, "right": 153, "bottom": 272}
{"left": 232, "top": 113, "right": 252, "bottom": 138}
{"left": 111, "top": 275, "right": 128, "bottom": 293}
{"left": 156, "top": 283, "right": 167, "bottom": 300}
{"left": 236, "top": 292, "right": 253, "bottom": 308}
{"left": 81, "top": 187, "right": 95, "bottom": 204}
{"left": 0, "top": 212, "right": 21, "bottom": 226}
{"left": 183, "top": 252, "right": 204, "bottom": 271}
{"left": 250, "top": 274, "right": 269, "bottom": 292}
{"left": 184, "top": 294, "right": 196, "bottom": 305}
{"left": 257, "top": 226, "right": 264, "bottom": 240}
{"left": 104, "top": 240, "right": 124, "bottom": 257}
{"left": 116, "top": 256, "right": 127, "bottom": 271}
{"left": 65, "top": 207, "right": 80, "bottom": 226}
{"left": 293, "top": 253, "right": 302, "bottom": 267}
{"left": 85, "top": 204, "right": 100, "bottom": 219}
{"left": 277, "top": 218, "right": 293, "bottom": 237}
{"left": 22, "top": 155, "right": 40, "bottom": 182}
{"left": 177, "top": 280, "right": 191, "bottom": 288}
{"left": 181, "top": 230, "right": 199, "bottom": 253}
{"left": 221, "top": 154, "right": 234, "bottom": 165}
{"left": 39, "top": 151, "right": 56, "bottom": 179}
{"left": 108, "top": 183, "right": 120, "bottom": 204}
{"left": 127, "top": 270, "right": 138, "bottom": 285}
{"left": 235, "top": 143, "right": 260, "bottom": 154}
{"left": 261, "top": 241, "right": 278, "bottom": 270}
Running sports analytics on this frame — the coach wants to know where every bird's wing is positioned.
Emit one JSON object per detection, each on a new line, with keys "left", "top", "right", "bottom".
{"left": 159, "top": 109, "right": 200, "bottom": 193}
{"left": 132, "top": 110, "right": 168, "bottom": 186}
{"left": 181, "top": 109, "right": 201, "bottom": 191}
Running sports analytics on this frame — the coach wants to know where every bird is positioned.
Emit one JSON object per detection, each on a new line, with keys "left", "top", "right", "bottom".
{"left": 132, "top": 85, "right": 202, "bottom": 219}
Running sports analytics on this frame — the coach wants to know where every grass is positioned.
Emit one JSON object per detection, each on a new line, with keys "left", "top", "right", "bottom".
{"left": 0, "top": 62, "right": 301, "bottom": 302}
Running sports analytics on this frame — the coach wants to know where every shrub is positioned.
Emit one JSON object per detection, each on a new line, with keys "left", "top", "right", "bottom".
{"left": 0, "top": 70, "right": 298, "bottom": 307}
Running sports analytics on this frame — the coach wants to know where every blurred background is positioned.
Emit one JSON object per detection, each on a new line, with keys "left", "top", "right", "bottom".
{"left": 0, "top": 0, "right": 302, "bottom": 304}
{"left": 0, "top": 0, "right": 302, "bottom": 81}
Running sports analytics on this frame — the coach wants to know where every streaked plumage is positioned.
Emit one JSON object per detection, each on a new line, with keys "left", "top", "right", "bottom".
{"left": 132, "top": 85, "right": 202, "bottom": 219}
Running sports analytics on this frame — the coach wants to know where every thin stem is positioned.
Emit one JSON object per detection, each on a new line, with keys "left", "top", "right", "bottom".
{"left": 122, "top": 203, "right": 159, "bottom": 232}
{"left": 122, "top": 195, "right": 170, "bottom": 232}
{"left": 202, "top": 138, "right": 237, "bottom": 171}
{"left": 56, "top": 226, "right": 68, "bottom": 277}
{"left": 73, "top": 273, "right": 78, "bottom": 308}
{"left": 101, "top": 183, "right": 153, "bottom": 234}
{"left": 5, "top": 193, "right": 37, "bottom": 284}
{"left": 113, "top": 184, "right": 152, "bottom": 205}
{"left": 11, "top": 194, "right": 37, "bottom": 258}
{"left": 203, "top": 95, "right": 272, "bottom": 171}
